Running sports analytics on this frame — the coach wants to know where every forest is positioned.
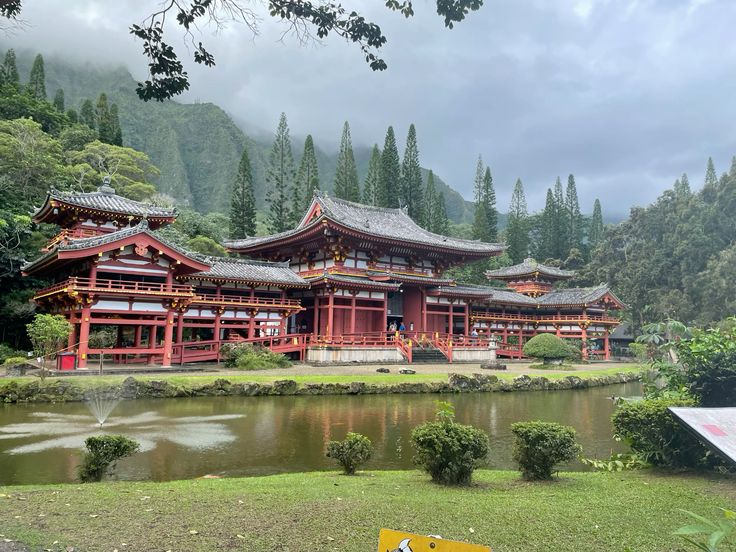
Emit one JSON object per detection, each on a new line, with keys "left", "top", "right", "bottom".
{"left": 1, "top": 46, "right": 735, "bottom": 348}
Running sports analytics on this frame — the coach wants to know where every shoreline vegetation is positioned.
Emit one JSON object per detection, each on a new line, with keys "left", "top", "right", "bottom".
{"left": 0, "top": 470, "right": 733, "bottom": 551}
{"left": 0, "top": 365, "right": 643, "bottom": 403}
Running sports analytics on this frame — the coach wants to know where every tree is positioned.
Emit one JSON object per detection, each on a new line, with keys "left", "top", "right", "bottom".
{"left": 295, "top": 134, "right": 319, "bottom": 214}
{"left": 229, "top": 146, "right": 257, "bottom": 239}
{"left": 52, "top": 88, "right": 65, "bottom": 112}
{"left": 95, "top": 93, "right": 114, "bottom": 144}
{"left": 552, "top": 176, "right": 566, "bottom": 258}
{"left": 435, "top": 191, "right": 450, "bottom": 235}
{"left": 378, "top": 126, "right": 401, "bottom": 208}
{"left": 26, "top": 313, "right": 71, "bottom": 367}
{"left": 472, "top": 155, "right": 489, "bottom": 241}
{"left": 1, "top": 49, "right": 19, "bottom": 89}
{"left": 424, "top": 170, "right": 438, "bottom": 232}
{"left": 109, "top": 103, "right": 123, "bottom": 146}
{"left": 265, "top": 113, "right": 296, "bottom": 233}
{"left": 505, "top": 178, "right": 529, "bottom": 263}
{"left": 565, "top": 174, "right": 582, "bottom": 255}
{"left": 704, "top": 157, "right": 718, "bottom": 188}
{"left": 59, "top": 124, "right": 98, "bottom": 152}
{"left": 333, "top": 121, "right": 360, "bottom": 202}
{"left": 27, "top": 54, "right": 46, "bottom": 100}
{"left": 483, "top": 166, "right": 498, "bottom": 241}
{"left": 588, "top": 198, "right": 604, "bottom": 251}
{"left": 401, "top": 124, "right": 424, "bottom": 223}
{"left": 537, "top": 188, "right": 556, "bottom": 260}
{"left": 674, "top": 173, "right": 691, "bottom": 197}
{"left": 186, "top": 235, "right": 226, "bottom": 256}
{"left": 80, "top": 99, "right": 96, "bottom": 129}
{"left": 362, "top": 144, "right": 381, "bottom": 206}
{"left": 0, "top": 2, "right": 481, "bottom": 101}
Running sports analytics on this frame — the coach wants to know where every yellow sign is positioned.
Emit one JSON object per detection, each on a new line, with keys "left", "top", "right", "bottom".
{"left": 378, "top": 529, "right": 491, "bottom": 552}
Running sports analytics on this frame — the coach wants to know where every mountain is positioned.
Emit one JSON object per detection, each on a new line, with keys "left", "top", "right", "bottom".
{"left": 10, "top": 49, "right": 476, "bottom": 223}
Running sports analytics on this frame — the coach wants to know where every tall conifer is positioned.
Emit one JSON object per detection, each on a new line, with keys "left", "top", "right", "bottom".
{"left": 565, "top": 174, "right": 583, "bottom": 254}
{"left": 377, "top": 126, "right": 401, "bottom": 208}
{"left": 472, "top": 156, "right": 489, "bottom": 241}
{"left": 95, "top": 93, "right": 114, "bottom": 144}
{"left": 27, "top": 54, "right": 46, "bottom": 100}
{"left": 435, "top": 191, "right": 450, "bottom": 235}
{"left": 552, "top": 176, "right": 566, "bottom": 258}
{"left": 295, "top": 134, "right": 320, "bottom": 214}
{"left": 80, "top": 99, "right": 95, "bottom": 129}
{"left": 704, "top": 157, "right": 718, "bottom": 188}
{"left": 401, "top": 124, "right": 424, "bottom": 223}
{"left": 538, "top": 188, "right": 556, "bottom": 260}
{"left": 588, "top": 198, "right": 604, "bottom": 251}
{"left": 109, "top": 103, "right": 123, "bottom": 146}
{"left": 424, "top": 170, "right": 438, "bottom": 232}
{"left": 483, "top": 166, "right": 498, "bottom": 241}
{"left": 505, "top": 178, "right": 529, "bottom": 263}
{"left": 53, "top": 89, "right": 65, "bottom": 112}
{"left": 230, "top": 147, "right": 257, "bottom": 239}
{"left": 266, "top": 113, "right": 296, "bottom": 233}
{"left": 1, "top": 49, "right": 19, "bottom": 89}
{"left": 363, "top": 144, "right": 381, "bottom": 206}
{"left": 334, "top": 121, "right": 360, "bottom": 201}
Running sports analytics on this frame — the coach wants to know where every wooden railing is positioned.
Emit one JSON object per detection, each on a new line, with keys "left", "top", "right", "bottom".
{"left": 44, "top": 228, "right": 103, "bottom": 250}
{"left": 191, "top": 293, "right": 302, "bottom": 309}
{"left": 472, "top": 312, "right": 620, "bottom": 324}
{"left": 34, "top": 277, "right": 195, "bottom": 299}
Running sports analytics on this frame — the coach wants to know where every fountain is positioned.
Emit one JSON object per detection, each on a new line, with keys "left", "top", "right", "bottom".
{"left": 84, "top": 390, "right": 121, "bottom": 427}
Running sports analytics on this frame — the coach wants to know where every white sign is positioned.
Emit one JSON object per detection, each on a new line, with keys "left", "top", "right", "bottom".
{"left": 669, "top": 407, "right": 736, "bottom": 466}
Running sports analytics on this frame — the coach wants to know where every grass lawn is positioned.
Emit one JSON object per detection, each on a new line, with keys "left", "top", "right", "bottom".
{"left": 1, "top": 364, "right": 644, "bottom": 389}
{"left": 0, "top": 469, "right": 732, "bottom": 551}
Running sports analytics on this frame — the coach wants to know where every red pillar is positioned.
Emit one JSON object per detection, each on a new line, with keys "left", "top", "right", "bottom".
{"left": 349, "top": 294, "right": 356, "bottom": 334}
{"left": 581, "top": 325, "right": 589, "bottom": 360}
{"left": 162, "top": 309, "right": 175, "bottom": 367}
{"left": 518, "top": 327, "right": 523, "bottom": 357}
{"left": 176, "top": 312, "right": 185, "bottom": 344}
{"left": 604, "top": 328, "right": 610, "bottom": 360}
{"left": 313, "top": 296, "right": 320, "bottom": 336}
{"left": 464, "top": 303, "right": 470, "bottom": 336}
{"left": 382, "top": 294, "right": 388, "bottom": 333}
{"left": 214, "top": 308, "right": 222, "bottom": 341}
{"left": 77, "top": 305, "right": 91, "bottom": 369}
{"left": 327, "top": 289, "right": 335, "bottom": 339}
{"left": 248, "top": 310, "right": 257, "bottom": 339}
{"left": 134, "top": 325, "right": 143, "bottom": 347}
{"left": 421, "top": 289, "right": 427, "bottom": 333}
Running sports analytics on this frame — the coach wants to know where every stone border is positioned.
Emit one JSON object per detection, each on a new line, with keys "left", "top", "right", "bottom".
{"left": 0, "top": 372, "right": 641, "bottom": 403}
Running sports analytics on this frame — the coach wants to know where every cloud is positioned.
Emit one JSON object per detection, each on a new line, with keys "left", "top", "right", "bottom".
{"left": 3, "top": 0, "right": 736, "bottom": 217}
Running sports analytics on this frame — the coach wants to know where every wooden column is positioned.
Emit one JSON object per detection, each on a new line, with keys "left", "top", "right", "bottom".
{"left": 464, "top": 303, "right": 470, "bottom": 335}
{"left": 214, "top": 307, "right": 222, "bottom": 341}
{"left": 313, "top": 296, "right": 320, "bottom": 336}
{"left": 134, "top": 325, "right": 143, "bottom": 347}
{"left": 604, "top": 328, "right": 610, "bottom": 360}
{"left": 382, "top": 294, "right": 388, "bottom": 333}
{"left": 421, "top": 289, "right": 427, "bottom": 332}
{"left": 581, "top": 325, "right": 589, "bottom": 360}
{"left": 518, "top": 327, "right": 523, "bottom": 357}
{"left": 248, "top": 311, "right": 256, "bottom": 339}
{"left": 162, "top": 309, "right": 175, "bottom": 367}
{"left": 349, "top": 293, "right": 357, "bottom": 334}
{"left": 176, "top": 312, "right": 185, "bottom": 344}
{"left": 327, "top": 289, "right": 335, "bottom": 339}
{"left": 77, "top": 305, "right": 91, "bottom": 369}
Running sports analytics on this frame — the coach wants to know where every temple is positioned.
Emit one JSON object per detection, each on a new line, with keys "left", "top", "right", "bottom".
{"left": 24, "top": 183, "right": 623, "bottom": 367}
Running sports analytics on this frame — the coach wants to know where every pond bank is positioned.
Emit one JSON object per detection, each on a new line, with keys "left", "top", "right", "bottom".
{"left": 0, "top": 370, "right": 642, "bottom": 403}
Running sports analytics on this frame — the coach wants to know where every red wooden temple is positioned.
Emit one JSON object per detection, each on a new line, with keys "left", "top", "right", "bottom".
{"left": 24, "top": 183, "right": 623, "bottom": 367}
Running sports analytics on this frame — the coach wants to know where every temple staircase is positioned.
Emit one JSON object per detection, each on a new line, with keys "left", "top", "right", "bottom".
{"left": 410, "top": 343, "right": 449, "bottom": 364}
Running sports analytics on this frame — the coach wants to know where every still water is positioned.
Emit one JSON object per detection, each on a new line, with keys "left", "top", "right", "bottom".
{"left": 0, "top": 383, "right": 640, "bottom": 485}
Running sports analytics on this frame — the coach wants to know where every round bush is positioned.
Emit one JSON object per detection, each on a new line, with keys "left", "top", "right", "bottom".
{"left": 511, "top": 421, "right": 581, "bottom": 480}
{"left": 220, "top": 343, "right": 291, "bottom": 370}
{"left": 326, "top": 432, "right": 373, "bottom": 475}
{"left": 78, "top": 435, "right": 140, "bottom": 482}
{"left": 411, "top": 404, "right": 489, "bottom": 486}
{"left": 523, "top": 334, "right": 573, "bottom": 363}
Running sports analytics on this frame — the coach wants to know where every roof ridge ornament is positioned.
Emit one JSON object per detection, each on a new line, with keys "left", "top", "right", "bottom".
{"left": 138, "top": 215, "right": 149, "bottom": 230}
{"left": 98, "top": 175, "right": 116, "bottom": 195}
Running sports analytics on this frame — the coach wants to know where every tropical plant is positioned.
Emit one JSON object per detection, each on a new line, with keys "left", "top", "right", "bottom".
{"left": 78, "top": 435, "right": 140, "bottom": 483}
{"left": 580, "top": 453, "right": 649, "bottom": 472}
{"left": 673, "top": 509, "right": 735, "bottom": 552}
{"left": 326, "top": 432, "right": 374, "bottom": 475}
{"left": 511, "top": 421, "right": 581, "bottom": 480}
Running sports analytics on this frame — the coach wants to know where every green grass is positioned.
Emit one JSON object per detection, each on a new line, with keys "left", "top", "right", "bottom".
{"left": 0, "top": 469, "right": 732, "bottom": 551}
{"left": 1, "top": 364, "right": 644, "bottom": 389}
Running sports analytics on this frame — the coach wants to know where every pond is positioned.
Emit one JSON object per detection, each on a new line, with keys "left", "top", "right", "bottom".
{"left": 0, "top": 382, "right": 640, "bottom": 485}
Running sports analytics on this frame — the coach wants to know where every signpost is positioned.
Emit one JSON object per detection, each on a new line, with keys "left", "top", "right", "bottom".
{"left": 378, "top": 529, "right": 491, "bottom": 552}
{"left": 669, "top": 407, "right": 736, "bottom": 467}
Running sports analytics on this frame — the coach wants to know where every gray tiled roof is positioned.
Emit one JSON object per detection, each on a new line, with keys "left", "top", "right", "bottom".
{"left": 186, "top": 258, "right": 309, "bottom": 287}
{"left": 537, "top": 285, "right": 616, "bottom": 307}
{"left": 227, "top": 193, "right": 505, "bottom": 254}
{"left": 427, "top": 284, "right": 619, "bottom": 308}
{"left": 36, "top": 186, "right": 176, "bottom": 219}
{"left": 306, "top": 272, "right": 401, "bottom": 290}
{"left": 486, "top": 258, "right": 576, "bottom": 279}
{"left": 365, "top": 270, "right": 454, "bottom": 285}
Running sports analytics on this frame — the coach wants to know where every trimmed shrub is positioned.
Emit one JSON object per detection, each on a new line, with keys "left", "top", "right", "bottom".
{"left": 511, "top": 421, "right": 582, "bottom": 480}
{"left": 0, "top": 343, "right": 21, "bottom": 364}
{"left": 3, "top": 356, "right": 28, "bottom": 366}
{"left": 523, "top": 334, "right": 573, "bottom": 364}
{"left": 78, "top": 435, "right": 140, "bottom": 483}
{"left": 411, "top": 402, "right": 489, "bottom": 486}
{"left": 326, "top": 432, "right": 373, "bottom": 475}
{"left": 612, "top": 397, "right": 713, "bottom": 468}
{"left": 220, "top": 343, "right": 291, "bottom": 370}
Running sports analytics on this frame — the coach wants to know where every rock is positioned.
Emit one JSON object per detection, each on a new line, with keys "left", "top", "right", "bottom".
{"left": 4, "top": 362, "right": 35, "bottom": 376}
{"left": 271, "top": 379, "right": 298, "bottom": 395}
{"left": 398, "top": 369, "right": 416, "bottom": 375}
{"left": 512, "top": 375, "right": 533, "bottom": 390}
{"left": 448, "top": 373, "right": 482, "bottom": 392}
{"left": 480, "top": 360, "right": 506, "bottom": 370}
{"left": 348, "top": 381, "right": 366, "bottom": 394}
{"left": 376, "top": 367, "right": 390, "bottom": 373}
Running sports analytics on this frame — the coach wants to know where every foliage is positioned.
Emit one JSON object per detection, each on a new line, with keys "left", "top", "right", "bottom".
{"left": 3, "top": 355, "right": 27, "bottom": 366}
{"left": 362, "top": 144, "right": 381, "bottom": 206}
{"left": 0, "top": 343, "right": 20, "bottom": 363}
{"left": 505, "top": 178, "right": 529, "bottom": 262}
{"left": 675, "top": 321, "right": 736, "bottom": 407}
{"left": 325, "top": 432, "right": 374, "bottom": 475}
{"left": 58, "top": 123, "right": 97, "bottom": 152}
{"left": 673, "top": 509, "right": 736, "bottom": 552}
{"left": 628, "top": 342, "right": 649, "bottom": 362}
{"left": 523, "top": 334, "right": 573, "bottom": 363}
{"left": 410, "top": 401, "right": 489, "bottom": 485}
{"left": 333, "top": 121, "right": 360, "bottom": 202}
{"left": 612, "top": 396, "right": 714, "bottom": 468}
{"left": 26, "top": 314, "right": 71, "bottom": 361}
{"left": 88, "top": 329, "right": 116, "bottom": 350}
{"left": 401, "top": 124, "right": 424, "bottom": 224}
{"left": 295, "top": 134, "right": 320, "bottom": 214}
{"left": 219, "top": 343, "right": 291, "bottom": 370}
{"left": 265, "top": 112, "right": 296, "bottom": 232}
{"left": 185, "top": 235, "right": 226, "bottom": 256}
{"left": 580, "top": 453, "right": 649, "bottom": 472}
{"left": 378, "top": 126, "right": 401, "bottom": 208}
{"left": 511, "top": 421, "right": 581, "bottom": 480}
{"left": 78, "top": 435, "right": 140, "bottom": 483}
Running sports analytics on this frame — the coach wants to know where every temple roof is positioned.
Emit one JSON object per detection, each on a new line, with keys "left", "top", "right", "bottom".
{"left": 427, "top": 283, "right": 623, "bottom": 308}
{"left": 33, "top": 185, "right": 177, "bottom": 224}
{"left": 306, "top": 272, "right": 401, "bottom": 291}
{"left": 485, "top": 258, "right": 576, "bottom": 280}
{"left": 185, "top": 258, "right": 309, "bottom": 288}
{"left": 365, "top": 270, "right": 454, "bottom": 286}
{"left": 226, "top": 194, "right": 505, "bottom": 256}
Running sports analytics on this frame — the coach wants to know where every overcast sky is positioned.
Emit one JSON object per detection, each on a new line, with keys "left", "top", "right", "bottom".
{"left": 6, "top": 0, "right": 736, "bottom": 216}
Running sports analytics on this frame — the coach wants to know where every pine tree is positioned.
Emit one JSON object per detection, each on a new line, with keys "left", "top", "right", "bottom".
{"left": 674, "top": 172, "right": 691, "bottom": 197}
{"left": 95, "top": 93, "right": 114, "bottom": 144}
{"left": 377, "top": 126, "right": 401, "bottom": 208}
{"left": 538, "top": 188, "right": 556, "bottom": 260}
{"left": 552, "top": 176, "right": 566, "bottom": 259}
{"left": 472, "top": 156, "right": 489, "bottom": 241}
{"left": 565, "top": 174, "right": 583, "bottom": 255}
{"left": 588, "top": 198, "right": 604, "bottom": 251}
{"left": 230, "top": 146, "right": 257, "bottom": 239}
{"left": 334, "top": 121, "right": 360, "bottom": 201}
{"left": 1, "top": 49, "right": 19, "bottom": 89}
{"left": 52, "top": 89, "right": 65, "bottom": 112}
{"left": 80, "top": 99, "right": 96, "bottom": 129}
{"left": 435, "top": 191, "right": 450, "bottom": 235}
{"left": 424, "top": 170, "right": 438, "bottom": 232}
{"left": 66, "top": 109, "right": 78, "bottom": 124}
{"left": 266, "top": 113, "right": 296, "bottom": 233}
{"left": 363, "top": 144, "right": 381, "bottom": 206}
{"left": 704, "top": 157, "right": 718, "bottom": 188}
{"left": 295, "top": 134, "right": 320, "bottom": 214}
{"left": 483, "top": 166, "right": 498, "bottom": 241}
{"left": 401, "top": 124, "right": 424, "bottom": 223}
{"left": 109, "top": 103, "right": 123, "bottom": 146}
{"left": 505, "top": 178, "right": 529, "bottom": 263}
{"left": 27, "top": 54, "right": 46, "bottom": 100}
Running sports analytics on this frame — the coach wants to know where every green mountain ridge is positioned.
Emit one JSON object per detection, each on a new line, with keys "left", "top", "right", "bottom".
{"left": 10, "top": 48, "right": 477, "bottom": 224}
